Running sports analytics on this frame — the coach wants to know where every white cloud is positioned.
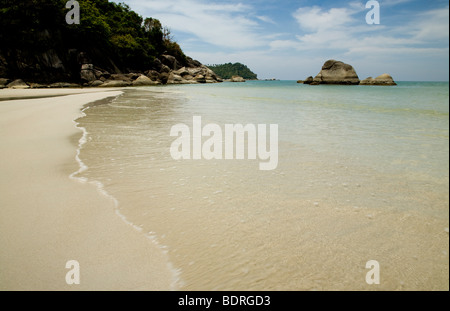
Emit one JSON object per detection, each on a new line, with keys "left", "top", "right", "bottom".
{"left": 413, "top": 8, "right": 449, "bottom": 41}
{"left": 290, "top": 4, "right": 449, "bottom": 56}
{"left": 293, "top": 6, "right": 355, "bottom": 32}
{"left": 256, "top": 15, "right": 277, "bottom": 25}
{"left": 121, "top": 0, "right": 266, "bottom": 49}
{"left": 269, "top": 40, "right": 302, "bottom": 50}
{"left": 380, "top": 0, "right": 415, "bottom": 7}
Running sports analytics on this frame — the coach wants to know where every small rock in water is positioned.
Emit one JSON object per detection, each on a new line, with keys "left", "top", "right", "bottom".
{"left": 314, "top": 202, "right": 319, "bottom": 207}
{"left": 445, "top": 227, "right": 449, "bottom": 234}
{"left": 367, "top": 214, "right": 373, "bottom": 220}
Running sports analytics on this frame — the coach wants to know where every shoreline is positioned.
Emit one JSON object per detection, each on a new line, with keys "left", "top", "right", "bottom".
{"left": 0, "top": 89, "right": 174, "bottom": 290}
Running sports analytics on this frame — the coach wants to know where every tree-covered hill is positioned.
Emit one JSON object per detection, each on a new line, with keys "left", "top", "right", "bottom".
{"left": 0, "top": 0, "right": 192, "bottom": 83}
{"left": 207, "top": 63, "right": 258, "bottom": 80}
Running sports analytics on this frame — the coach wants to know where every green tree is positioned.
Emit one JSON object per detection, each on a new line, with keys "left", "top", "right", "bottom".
{"left": 208, "top": 63, "right": 257, "bottom": 80}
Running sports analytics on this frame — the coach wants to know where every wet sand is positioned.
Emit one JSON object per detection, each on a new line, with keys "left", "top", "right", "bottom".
{"left": 0, "top": 89, "right": 174, "bottom": 290}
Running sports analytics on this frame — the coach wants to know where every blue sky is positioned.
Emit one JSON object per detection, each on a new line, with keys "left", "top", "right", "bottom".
{"left": 112, "top": 0, "right": 449, "bottom": 81}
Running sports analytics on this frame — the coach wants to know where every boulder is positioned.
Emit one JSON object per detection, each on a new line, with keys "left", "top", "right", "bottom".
{"left": 29, "top": 83, "right": 49, "bottom": 88}
{"left": 99, "top": 71, "right": 111, "bottom": 80}
{"left": 158, "top": 72, "right": 170, "bottom": 84}
{"left": 7, "top": 79, "right": 30, "bottom": 89}
{"left": 303, "top": 76, "right": 314, "bottom": 84}
{"left": 81, "top": 64, "right": 93, "bottom": 70}
{"left": 145, "top": 70, "right": 160, "bottom": 81}
{"left": 110, "top": 74, "right": 132, "bottom": 82}
{"left": 89, "top": 80, "right": 104, "bottom": 87}
{"left": 186, "top": 57, "right": 202, "bottom": 68}
{"left": 230, "top": 75, "right": 245, "bottom": 82}
{"left": 125, "top": 73, "right": 141, "bottom": 81}
{"left": 187, "top": 67, "right": 203, "bottom": 76}
{"left": 151, "top": 58, "right": 163, "bottom": 71}
{"left": 0, "top": 78, "right": 10, "bottom": 86}
{"left": 160, "top": 64, "right": 171, "bottom": 74}
{"left": 49, "top": 82, "right": 80, "bottom": 88}
{"left": 360, "top": 74, "right": 397, "bottom": 86}
{"left": 132, "top": 75, "right": 161, "bottom": 86}
{"left": 173, "top": 67, "right": 190, "bottom": 77}
{"left": 312, "top": 60, "right": 360, "bottom": 85}
{"left": 80, "top": 63, "right": 96, "bottom": 83}
{"left": 167, "top": 73, "right": 184, "bottom": 84}
{"left": 161, "top": 55, "right": 180, "bottom": 70}
{"left": 99, "top": 80, "right": 131, "bottom": 87}
{"left": 195, "top": 74, "right": 206, "bottom": 83}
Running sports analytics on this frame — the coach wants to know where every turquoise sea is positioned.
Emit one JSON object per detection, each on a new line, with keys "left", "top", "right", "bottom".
{"left": 76, "top": 81, "right": 449, "bottom": 290}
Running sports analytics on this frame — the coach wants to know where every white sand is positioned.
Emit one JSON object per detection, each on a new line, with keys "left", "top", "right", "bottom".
{"left": 0, "top": 89, "right": 174, "bottom": 290}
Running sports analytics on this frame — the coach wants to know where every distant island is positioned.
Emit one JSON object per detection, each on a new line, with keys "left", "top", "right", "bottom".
{"left": 207, "top": 63, "right": 258, "bottom": 80}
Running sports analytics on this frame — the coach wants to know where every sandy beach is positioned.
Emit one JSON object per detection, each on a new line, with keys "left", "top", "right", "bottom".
{"left": 0, "top": 89, "right": 174, "bottom": 290}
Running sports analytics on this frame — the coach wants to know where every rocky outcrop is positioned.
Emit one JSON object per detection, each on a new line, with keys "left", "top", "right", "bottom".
{"left": 298, "top": 76, "right": 314, "bottom": 85}
{"left": 145, "top": 70, "right": 160, "bottom": 81}
{"left": 166, "top": 66, "right": 222, "bottom": 84}
{"left": 0, "top": 50, "right": 222, "bottom": 88}
{"left": 311, "top": 60, "right": 360, "bottom": 85}
{"left": 161, "top": 55, "right": 180, "bottom": 71}
{"left": 132, "top": 75, "right": 161, "bottom": 86}
{"left": 360, "top": 74, "right": 397, "bottom": 86}
{"left": 230, "top": 75, "right": 245, "bottom": 82}
{"left": 300, "top": 60, "right": 396, "bottom": 86}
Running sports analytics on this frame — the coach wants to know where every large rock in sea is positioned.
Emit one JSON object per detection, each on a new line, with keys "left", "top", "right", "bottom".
{"left": 360, "top": 74, "right": 397, "bottom": 86}
{"left": 302, "top": 76, "right": 314, "bottom": 85}
{"left": 311, "top": 60, "right": 360, "bottom": 85}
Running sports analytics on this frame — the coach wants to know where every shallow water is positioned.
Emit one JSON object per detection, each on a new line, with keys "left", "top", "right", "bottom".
{"left": 76, "top": 81, "right": 449, "bottom": 290}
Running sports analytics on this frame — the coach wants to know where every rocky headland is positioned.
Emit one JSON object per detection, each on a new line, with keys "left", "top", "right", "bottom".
{"left": 0, "top": 1, "right": 224, "bottom": 90}
{"left": 0, "top": 53, "right": 222, "bottom": 89}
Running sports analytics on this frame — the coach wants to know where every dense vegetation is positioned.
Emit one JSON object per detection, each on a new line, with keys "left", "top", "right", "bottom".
{"left": 0, "top": 0, "right": 188, "bottom": 81}
{"left": 207, "top": 63, "right": 257, "bottom": 80}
